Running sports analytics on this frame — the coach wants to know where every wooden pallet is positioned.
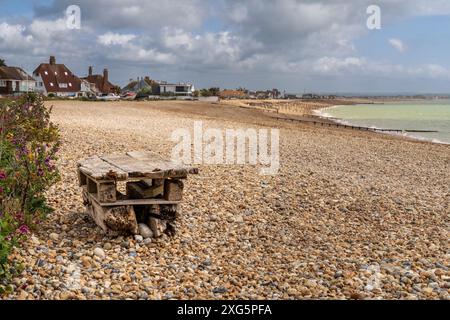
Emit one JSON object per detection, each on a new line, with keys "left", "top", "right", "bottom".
{"left": 78, "top": 151, "right": 198, "bottom": 237}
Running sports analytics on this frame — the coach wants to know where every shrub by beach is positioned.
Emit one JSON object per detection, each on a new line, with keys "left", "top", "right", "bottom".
{"left": 0, "top": 94, "right": 60, "bottom": 293}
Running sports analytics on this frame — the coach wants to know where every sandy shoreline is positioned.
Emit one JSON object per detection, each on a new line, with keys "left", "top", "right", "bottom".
{"left": 7, "top": 100, "right": 449, "bottom": 300}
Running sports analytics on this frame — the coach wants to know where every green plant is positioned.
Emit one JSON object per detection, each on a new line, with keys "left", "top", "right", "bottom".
{"left": 0, "top": 93, "right": 60, "bottom": 289}
{"left": 199, "top": 87, "right": 220, "bottom": 97}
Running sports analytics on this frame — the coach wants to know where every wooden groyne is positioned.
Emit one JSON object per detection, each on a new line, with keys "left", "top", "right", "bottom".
{"left": 275, "top": 116, "right": 438, "bottom": 133}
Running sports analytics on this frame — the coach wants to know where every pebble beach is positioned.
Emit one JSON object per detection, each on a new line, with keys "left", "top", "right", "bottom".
{"left": 6, "top": 100, "right": 450, "bottom": 300}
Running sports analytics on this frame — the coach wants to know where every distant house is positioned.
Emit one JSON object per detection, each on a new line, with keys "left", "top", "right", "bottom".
{"left": 158, "top": 82, "right": 194, "bottom": 96}
{"left": 122, "top": 77, "right": 194, "bottom": 97}
{"left": 33, "top": 56, "right": 87, "bottom": 97}
{"left": 122, "top": 76, "right": 159, "bottom": 94}
{"left": 302, "top": 93, "right": 315, "bottom": 99}
{"left": 83, "top": 66, "right": 117, "bottom": 95}
{"left": 271, "top": 89, "right": 282, "bottom": 99}
{"left": 0, "top": 66, "right": 36, "bottom": 96}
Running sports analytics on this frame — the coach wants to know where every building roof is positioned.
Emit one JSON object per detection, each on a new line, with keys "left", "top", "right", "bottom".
{"left": 33, "top": 57, "right": 81, "bottom": 93}
{"left": 122, "top": 77, "right": 157, "bottom": 92}
{"left": 82, "top": 74, "right": 115, "bottom": 94}
{"left": 0, "top": 66, "right": 35, "bottom": 81}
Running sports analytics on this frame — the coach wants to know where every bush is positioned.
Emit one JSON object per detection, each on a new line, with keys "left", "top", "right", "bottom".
{"left": 199, "top": 88, "right": 220, "bottom": 97}
{"left": 136, "top": 88, "right": 152, "bottom": 100}
{"left": 0, "top": 93, "right": 60, "bottom": 290}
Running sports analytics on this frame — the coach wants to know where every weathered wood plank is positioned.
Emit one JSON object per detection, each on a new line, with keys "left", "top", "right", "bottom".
{"left": 78, "top": 169, "right": 88, "bottom": 187}
{"left": 78, "top": 152, "right": 198, "bottom": 182}
{"left": 101, "top": 153, "right": 189, "bottom": 179}
{"left": 78, "top": 155, "right": 128, "bottom": 181}
{"left": 97, "top": 198, "right": 180, "bottom": 207}
{"left": 88, "top": 195, "right": 138, "bottom": 235}
{"left": 127, "top": 151, "right": 199, "bottom": 175}
{"left": 148, "top": 217, "right": 167, "bottom": 238}
{"left": 164, "top": 179, "right": 184, "bottom": 201}
{"left": 127, "top": 182, "right": 164, "bottom": 199}
{"left": 98, "top": 182, "right": 117, "bottom": 203}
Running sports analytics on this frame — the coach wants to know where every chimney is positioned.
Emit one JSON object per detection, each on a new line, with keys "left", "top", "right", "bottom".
{"left": 103, "top": 68, "right": 109, "bottom": 82}
{"left": 49, "top": 56, "right": 56, "bottom": 65}
{"left": 89, "top": 66, "right": 93, "bottom": 76}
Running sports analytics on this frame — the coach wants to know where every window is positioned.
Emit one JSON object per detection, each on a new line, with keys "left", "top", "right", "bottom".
{"left": 59, "top": 83, "right": 68, "bottom": 88}
{"left": 0, "top": 80, "right": 6, "bottom": 87}
{"left": 64, "top": 72, "right": 68, "bottom": 76}
{"left": 54, "top": 72, "right": 58, "bottom": 75}
{"left": 69, "top": 83, "right": 72, "bottom": 87}
{"left": 40, "top": 82, "right": 43, "bottom": 87}
{"left": 44, "top": 71, "right": 48, "bottom": 75}
{"left": 50, "top": 82, "right": 54, "bottom": 87}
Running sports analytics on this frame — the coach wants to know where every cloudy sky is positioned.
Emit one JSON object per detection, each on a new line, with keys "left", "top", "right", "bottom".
{"left": 1, "top": 0, "right": 450, "bottom": 93}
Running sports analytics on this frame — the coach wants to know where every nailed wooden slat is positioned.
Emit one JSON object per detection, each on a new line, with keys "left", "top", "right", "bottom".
{"left": 101, "top": 153, "right": 188, "bottom": 179}
{"left": 127, "top": 182, "right": 164, "bottom": 199}
{"left": 77, "top": 156, "right": 128, "bottom": 181}
{"left": 78, "top": 151, "right": 198, "bottom": 182}
{"left": 127, "top": 151, "right": 199, "bottom": 175}
{"left": 100, "top": 154, "right": 169, "bottom": 178}
{"left": 125, "top": 151, "right": 188, "bottom": 177}
{"left": 98, "top": 198, "right": 181, "bottom": 207}
{"left": 164, "top": 179, "right": 184, "bottom": 201}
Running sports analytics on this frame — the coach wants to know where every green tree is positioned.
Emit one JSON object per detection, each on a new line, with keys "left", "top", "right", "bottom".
{"left": 0, "top": 59, "right": 6, "bottom": 67}
{"left": 208, "top": 87, "right": 220, "bottom": 96}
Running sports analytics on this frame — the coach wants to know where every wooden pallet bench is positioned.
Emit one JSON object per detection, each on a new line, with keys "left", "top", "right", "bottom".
{"left": 77, "top": 151, "right": 198, "bottom": 237}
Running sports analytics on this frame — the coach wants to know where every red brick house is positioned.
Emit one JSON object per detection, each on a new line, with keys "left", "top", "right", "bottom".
{"left": 82, "top": 66, "right": 117, "bottom": 94}
{"left": 33, "top": 56, "right": 87, "bottom": 97}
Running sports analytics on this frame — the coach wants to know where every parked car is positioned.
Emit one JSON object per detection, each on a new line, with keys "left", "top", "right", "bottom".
{"left": 97, "top": 93, "right": 120, "bottom": 101}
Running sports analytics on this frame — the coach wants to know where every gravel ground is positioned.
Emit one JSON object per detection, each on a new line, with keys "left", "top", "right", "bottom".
{"left": 7, "top": 100, "right": 450, "bottom": 300}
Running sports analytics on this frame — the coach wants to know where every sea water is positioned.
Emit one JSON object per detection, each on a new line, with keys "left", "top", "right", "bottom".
{"left": 319, "top": 101, "right": 450, "bottom": 144}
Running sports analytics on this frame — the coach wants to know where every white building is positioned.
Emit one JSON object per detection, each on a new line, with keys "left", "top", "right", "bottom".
{"left": 159, "top": 82, "right": 195, "bottom": 96}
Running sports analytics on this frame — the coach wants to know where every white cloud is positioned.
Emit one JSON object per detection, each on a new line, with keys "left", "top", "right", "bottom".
{"left": 97, "top": 32, "right": 137, "bottom": 46}
{"left": 2, "top": 0, "right": 450, "bottom": 91}
{"left": 163, "top": 28, "right": 195, "bottom": 50}
{"left": 35, "top": 0, "right": 208, "bottom": 30}
{"left": 389, "top": 38, "right": 407, "bottom": 53}
{"left": 313, "top": 57, "right": 365, "bottom": 74}
{"left": 0, "top": 22, "right": 33, "bottom": 50}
